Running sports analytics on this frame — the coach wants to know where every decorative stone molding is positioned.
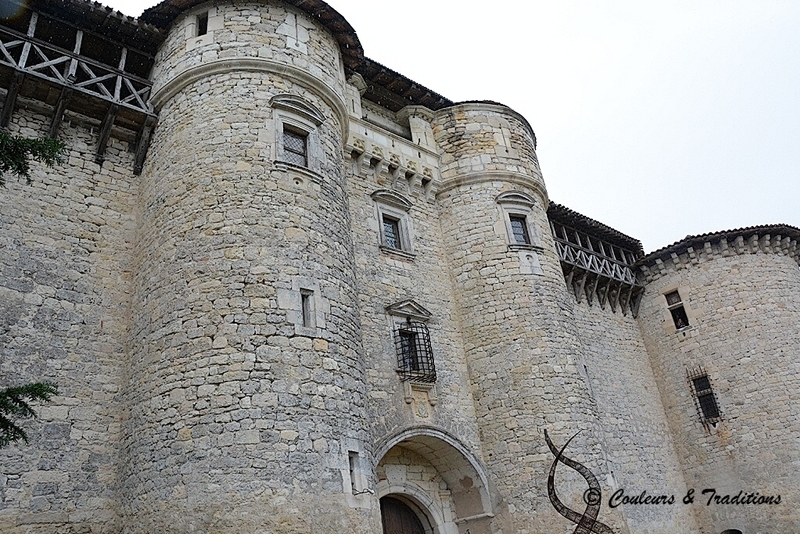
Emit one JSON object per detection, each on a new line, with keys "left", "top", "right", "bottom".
{"left": 151, "top": 58, "right": 349, "bottom": 139}
{"left": 436, "top": 170, "right": 548, "bottom": 206}
{"left": 270, "top": 93, "right": 326, "bottom": 125}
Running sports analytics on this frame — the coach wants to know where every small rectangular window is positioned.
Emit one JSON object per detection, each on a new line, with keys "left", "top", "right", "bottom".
{"left": 509, "top": 215, "right": 530, "bottom": 244}
{"left": 300, "top": 289, "right": 314, "bottom": 328}
{"left": 197, "top": 12, "right": 209, "bottom": 36}
{"left": 688, "top": 370, "right": 721, "bottom": 423}
{"left": 665, "top": 290, "right": 689, "bottom": 329}
{"left": 382, "top": 215, "right": 401, "bottom": 250}
{"left": 283, "top": 127, "right": 308, "bottom": 167}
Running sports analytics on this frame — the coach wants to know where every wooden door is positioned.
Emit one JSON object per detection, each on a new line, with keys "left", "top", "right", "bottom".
{"left": 380, "top": 496, "right": 426, "bottom": 534}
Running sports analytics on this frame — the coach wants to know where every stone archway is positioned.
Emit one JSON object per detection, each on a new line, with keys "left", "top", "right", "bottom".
{"left": 380, "top": 495, "right": 432, "bottom": 534}
{"left": 375, "top": 427, "right": 494, "bottom": 534}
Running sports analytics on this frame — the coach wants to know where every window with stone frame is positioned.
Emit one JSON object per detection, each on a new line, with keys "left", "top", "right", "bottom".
{"left": 372, "top": 190, "right": 415, "bottom": 258}
{"left": 270, "top": 94, "right": 324, "bottom": 173}
{"left": 496, "top": 191, "right": 542, "bottom": 249}
{"left": 196, "top": 11, "right": 208, "bottom": 36}
{"left": 688, "top": 368, "right": 721, "bottom": 425}
{"left": 665, "top": 290, "right": 689, "bottom": 329}
{"left": 386, "top": 299, "right": 435, "bottom": 384}
{"left": 496, "top": 191, "right": 544, "bottom": 275}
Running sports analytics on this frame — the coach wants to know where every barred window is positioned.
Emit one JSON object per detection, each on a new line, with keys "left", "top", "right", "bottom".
{"left": 283, "top": 128, "right": 308, "bottom": 167}
{"left": 393, "top": 321, "right": 435, "bottom": 382}
{"left": 688, "top": 368, "right": 721, "bottom": 424}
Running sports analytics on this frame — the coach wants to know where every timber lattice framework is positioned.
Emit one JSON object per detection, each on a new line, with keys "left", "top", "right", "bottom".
{"left": 548, "top": 204, "right": 644, "bottom": 316}
{"left": 0, "top": 7, "right": 158, "bottom": 173}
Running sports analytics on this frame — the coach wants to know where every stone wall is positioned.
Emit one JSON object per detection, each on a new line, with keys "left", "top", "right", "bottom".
{"left": 573, "top": 301, "right": 698, "bottom": 533}
{"left": 118, "top": 2, "right": 378, "bottom": 531}
{"left": 638, "top": 240, "right": 800, "bottom": 533}
{"left": 0, "top": 103, "right": 136, "bottom": 533}
{"left": 433, "top": 102, "right": 627, "bottom": 534}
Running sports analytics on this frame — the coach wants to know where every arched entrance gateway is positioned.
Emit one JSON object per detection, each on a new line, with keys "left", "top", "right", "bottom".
{"left": 375, "top": 427, "right": 494, "bottom": 534}
{"left": 380, "top": 496, "right": 430, "bottom": 534}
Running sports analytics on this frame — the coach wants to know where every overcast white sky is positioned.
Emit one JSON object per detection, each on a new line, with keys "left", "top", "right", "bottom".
{"left": 106, "top": 0, "right": 799, "bottom": 252}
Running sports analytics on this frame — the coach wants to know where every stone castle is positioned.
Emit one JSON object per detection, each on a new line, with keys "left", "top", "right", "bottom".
{"left": 1, "top": 1, "right": 798, "bottom": 533}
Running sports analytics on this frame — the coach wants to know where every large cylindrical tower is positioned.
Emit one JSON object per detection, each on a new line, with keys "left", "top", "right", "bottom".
{"left": 122, "top": 1, "right": 377, "bottom": 531}
{"left": 637, "top": 228, "right": 800, "bottom": 533}
{"left": 433, "top": 103, "right": 627, "bottom": 533}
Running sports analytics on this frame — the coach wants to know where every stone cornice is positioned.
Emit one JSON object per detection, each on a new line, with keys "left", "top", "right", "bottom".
{"left": 435, "top": 170, "right": 548, "bottom": 206}
{"left": 637, "top": 224, "right": 800, "bottom": 283}
{"left": 151, "top": 58, "right": 349, "bottom": 140}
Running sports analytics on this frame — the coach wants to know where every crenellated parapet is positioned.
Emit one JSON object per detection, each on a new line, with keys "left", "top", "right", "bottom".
{"left": 637, "top": 224, "right": 800, "bottom": 284}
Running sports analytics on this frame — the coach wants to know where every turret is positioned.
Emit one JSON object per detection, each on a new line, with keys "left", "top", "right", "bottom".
{"left": 637, "top": 226, "right": 800, "bottom": 533}
{"left": 433, "top": 102, "right": 626, "bottom": 533}
{"left": 122, "top": 1, "right": 377, "bottom": 530}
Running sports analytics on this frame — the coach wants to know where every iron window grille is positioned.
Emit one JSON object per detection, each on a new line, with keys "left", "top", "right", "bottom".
{"left": 393, "top": 320, "right": 436, "bottom": 383}
{"left": 687, "top": 367, "right": 721, "bottom": 424}
{"left": 283, "top": 128, "right": 308, "bottom": 167}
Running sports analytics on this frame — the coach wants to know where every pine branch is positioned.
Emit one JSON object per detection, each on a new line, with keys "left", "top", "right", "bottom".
{"left": 0, "top": 131, "right": 66, "bottom": 186}
{"left": 0, "top": 382, "right": 58, "bottom": 448}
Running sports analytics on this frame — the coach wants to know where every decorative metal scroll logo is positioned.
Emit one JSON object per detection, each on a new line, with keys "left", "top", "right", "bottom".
{"left": 545, "top": 430, "right": 615, "bottom": 534}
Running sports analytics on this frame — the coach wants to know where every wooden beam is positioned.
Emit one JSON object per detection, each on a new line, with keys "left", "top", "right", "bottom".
{"left": 622, "top": 286, "right": 633, "bottom": 316}
{"left": 598, "top": 278, "right": 610, "bottom": 309}
{"left": 133, "top": 115, "right": 156, "bottom": 175}
{"left": 564, "top": 264, "right": 575, "bottom": 290}
{"left": 631, "top": 289, "right": 643, "bottom": 318}
{"left": 95, "top": 104, "right": 119, "bottom": 164}
{"left": 587, "top": 275, "right": 600, "bottom": 306}
{"left": 574, "top": 271, "right": 587, "bottom": 304}
{"left": 1, "top": 70, "right": 25, "bottom": 128}
{"left": 48, "top": 86, "right": 73, "bottom": 138}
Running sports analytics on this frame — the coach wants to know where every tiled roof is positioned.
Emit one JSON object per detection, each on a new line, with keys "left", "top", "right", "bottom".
{"left": 547, "top": 202, "right": 644, "bottom": 256}
{"left": 638, "top": 224, "right": 800, "bottom": 266}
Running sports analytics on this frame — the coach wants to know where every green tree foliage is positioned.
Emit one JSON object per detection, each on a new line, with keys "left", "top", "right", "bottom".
{"left": 0, "top": 382, "right": 58, "bottom": 448}
{"left": 0, "top": 130, "right": 65, "bottom": 186}
{"left": 0, "top": 132, "right": 64, "bottom": 447}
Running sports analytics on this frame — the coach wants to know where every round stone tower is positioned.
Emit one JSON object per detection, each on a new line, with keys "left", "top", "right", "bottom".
{"left": 123, "top": 1, "right": 377, "bottom": 532}
{"left": 432, "top": 102, "right": 627, "bottom": 533}
{"left": 637, "top": 228, "right": 800, "bottom": 533}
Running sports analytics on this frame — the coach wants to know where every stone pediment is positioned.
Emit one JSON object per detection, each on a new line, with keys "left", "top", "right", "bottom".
{"left": 270, "top": 93, "right": 325, "bottom": 125}
{"left": 371, "top": 189, "right": 413, "bottom": 212}
{"left": 385, "top": 299, "right": 432, "bottom": 321}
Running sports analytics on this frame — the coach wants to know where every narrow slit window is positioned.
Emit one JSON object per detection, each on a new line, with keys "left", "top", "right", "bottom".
{"left": 300, "top": 289, "right": 314, "bottom": 328}
{"left": 509, "top": 215, "right": 530, "bottom": 244}
{"left": 283, "top": 127, "right": 308, "bottom": 167}
{"left": 665, "top": 290, "right": 689, "bottom": 329}
{"left": 348, "top": 451, "right": 359, "bottom": 493}
{"left": 196, "top": 12, "right": 209, "bottom": 36}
